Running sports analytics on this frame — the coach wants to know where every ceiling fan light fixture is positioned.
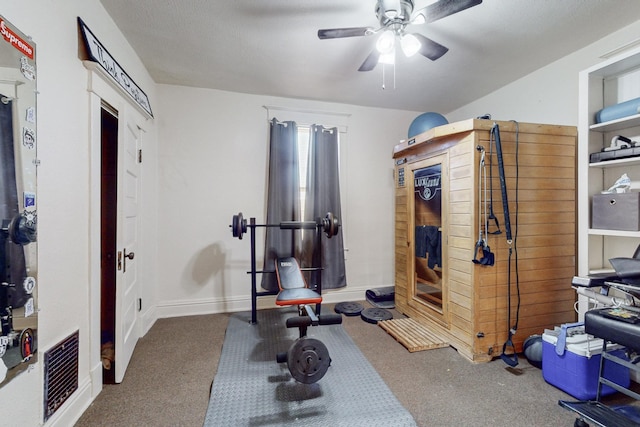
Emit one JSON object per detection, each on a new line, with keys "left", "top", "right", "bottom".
{"left": 401, "top": 33, "right": 421, "bottom": 57}
{"left": 379, "top": 48, "right": 396, "bottom": 65}
{"left": 376, "top": 30, "right": 396, "bottom": 54}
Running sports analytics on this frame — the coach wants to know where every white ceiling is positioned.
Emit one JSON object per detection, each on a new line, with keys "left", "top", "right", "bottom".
{"left": 99, "top": 0, "right": 640, "bottom": 113}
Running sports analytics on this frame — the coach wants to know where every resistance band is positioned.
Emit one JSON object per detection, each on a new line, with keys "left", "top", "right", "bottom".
{"left": 487, "top": 136, "right": 501, "bottom": 235}
{"left": 472, "top": 145, "right": 494, "bottom": 265}
{"left": 491, "top": 122, "right": 521, "bottom": 367}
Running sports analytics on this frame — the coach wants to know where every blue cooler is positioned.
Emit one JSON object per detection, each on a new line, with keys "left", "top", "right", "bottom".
{"left": 542, "top": 322, "right": 630, "bottom": 400}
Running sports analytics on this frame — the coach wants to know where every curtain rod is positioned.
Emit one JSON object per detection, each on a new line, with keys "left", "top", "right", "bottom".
{"left": 270, "top": 119, "right": 336, "bottom": 133}
{"left": 263, "top": 105, "right": 351, "bottom": 118}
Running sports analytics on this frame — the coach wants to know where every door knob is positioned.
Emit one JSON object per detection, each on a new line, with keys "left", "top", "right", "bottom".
{"left": 122, "top": 249, "right": 135, "bottom": 273}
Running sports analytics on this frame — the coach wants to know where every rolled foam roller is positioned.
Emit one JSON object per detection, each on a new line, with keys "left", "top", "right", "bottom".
{"left": 595, "top": 96, "right": 640, "bottom": 123}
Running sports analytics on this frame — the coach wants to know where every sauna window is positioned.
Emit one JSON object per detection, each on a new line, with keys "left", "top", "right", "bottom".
{"left": 413, "top": 163, "right": 443, "bottom": 311}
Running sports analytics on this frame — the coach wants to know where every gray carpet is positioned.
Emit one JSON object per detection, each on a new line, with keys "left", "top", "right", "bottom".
{"left": 204, "top": 308, "right": 417, "bottom": 426}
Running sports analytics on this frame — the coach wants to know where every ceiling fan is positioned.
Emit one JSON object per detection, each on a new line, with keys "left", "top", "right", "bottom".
{"left": 318, "top": 0, "right": 482, "bottom": 71}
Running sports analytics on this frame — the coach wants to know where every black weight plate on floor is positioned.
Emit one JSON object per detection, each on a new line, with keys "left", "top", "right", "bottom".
{"left": 287, "top": 337, "right": 331, "bottom": 384}
{"left": 361, "top": 307, "right": 393, "bottom": 324}
{"left": 334, "top": 301, "right": 364, "bottom": 316}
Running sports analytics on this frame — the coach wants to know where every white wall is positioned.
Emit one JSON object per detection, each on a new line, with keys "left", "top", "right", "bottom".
{"left": 447, "top": 20, "right": 640, "bottom": 126}
{"left": 0, "top": 2, "right": 158, "bottom": 426}
{"left": 154, "top": 85, "right": 421, "bottom": 317}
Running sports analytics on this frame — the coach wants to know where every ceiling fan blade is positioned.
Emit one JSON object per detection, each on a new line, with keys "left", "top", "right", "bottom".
{"left": 358, "top": 50, "right": 380, "bottom": 72}
{"left": 318, "top": 27, "right": 372, "bottom": 39}
{"left": 416, "top": 0, "right": 482, "bottom": 24}
{"left": 414, "top": 33, "right": 449, "bottom": 61}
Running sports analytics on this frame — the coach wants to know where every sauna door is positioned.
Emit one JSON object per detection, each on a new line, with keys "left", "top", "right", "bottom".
{"left": 409, "top": 154, "right": 448, "bottom": 323}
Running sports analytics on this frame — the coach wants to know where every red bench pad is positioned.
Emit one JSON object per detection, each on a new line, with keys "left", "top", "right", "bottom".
{"left": 275, "top": 257, "right": 322, "bottom": 306}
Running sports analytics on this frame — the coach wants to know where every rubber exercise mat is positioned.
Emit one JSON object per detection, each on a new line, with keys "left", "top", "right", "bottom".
{"left": 204, "top": 308, "right": 416, "bottom": 427}
{"left": 379, "top": 317, "right": 449, "bottom": 353}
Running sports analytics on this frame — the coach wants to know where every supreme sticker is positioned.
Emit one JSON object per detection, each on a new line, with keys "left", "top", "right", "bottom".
{"left": 0, "top": 18, "right": 34, "bottom": 59}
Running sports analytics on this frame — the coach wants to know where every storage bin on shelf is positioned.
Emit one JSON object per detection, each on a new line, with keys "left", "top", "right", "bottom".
{"left": 542, "top": 322, "right": 630, "bottom": 400}
{"left": 592, "top": 192, "right": 640, "bottom": 231}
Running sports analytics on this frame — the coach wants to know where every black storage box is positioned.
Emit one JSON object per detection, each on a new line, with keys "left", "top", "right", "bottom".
{"left": 592, "top": 192, "right": 640, "bottom": 231}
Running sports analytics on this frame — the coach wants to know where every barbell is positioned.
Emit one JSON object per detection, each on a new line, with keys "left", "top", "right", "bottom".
{"left": 230, "top": 212, "right": 340, "bottom": 240}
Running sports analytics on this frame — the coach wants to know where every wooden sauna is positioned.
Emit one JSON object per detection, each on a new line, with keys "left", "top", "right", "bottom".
{"left": 393, "top": 118, "right": 578, "bottom": 362}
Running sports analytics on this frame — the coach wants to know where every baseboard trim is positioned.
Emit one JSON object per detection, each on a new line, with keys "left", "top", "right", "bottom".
{"left": 89, "top": 361, "right": 103, "bottom": 399}
{"left": 155, "top": 285, "right": 374, "bottom": 319}
{"left": 140, "top": 305, "right": 158, "bottom": 335}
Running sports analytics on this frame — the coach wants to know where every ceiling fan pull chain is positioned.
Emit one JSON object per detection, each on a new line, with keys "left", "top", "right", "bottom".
{"left": 393, "top": 60, "right": 396, "bottom": 90}
{"left": 381, "top": 62, "right": 397, "bottom": 90}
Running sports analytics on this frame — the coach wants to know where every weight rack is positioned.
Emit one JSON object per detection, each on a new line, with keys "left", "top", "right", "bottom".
{"left": 243, "top": 216, "right": 331, "bottom": 324}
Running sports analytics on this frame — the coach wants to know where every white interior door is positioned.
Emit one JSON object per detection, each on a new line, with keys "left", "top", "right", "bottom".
{"left": 114, "top": 112, "right": 141, "bottom": 383}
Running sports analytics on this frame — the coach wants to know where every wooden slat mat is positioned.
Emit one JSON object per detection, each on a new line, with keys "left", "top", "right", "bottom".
{"left": 379, "top": 317, "right": 449, "bottom": 353}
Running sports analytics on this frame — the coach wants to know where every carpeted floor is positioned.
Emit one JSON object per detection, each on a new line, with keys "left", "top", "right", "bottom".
{"left": 75, "top": 302, "right": 639, "bottom": 426}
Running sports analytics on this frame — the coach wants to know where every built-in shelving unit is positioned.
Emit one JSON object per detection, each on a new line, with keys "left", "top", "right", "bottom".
{"left": 578, "top": 46, "right": 640, "bottom": 300}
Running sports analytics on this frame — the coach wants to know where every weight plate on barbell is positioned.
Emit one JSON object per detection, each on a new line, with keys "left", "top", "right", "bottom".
{"left": 322, "top": 212, "right": 340, "bottom": 238}
{"left": 241, "top": 215, "right": 247, "bottom": 234}
{"left": 231, "top": 214, "right": 240, "bottom": 238}
{"left": 230, "top": 212, "right": 246, "bottom": 239}
{"left": 287, "top": 337, "right": 331, "bottom": 384}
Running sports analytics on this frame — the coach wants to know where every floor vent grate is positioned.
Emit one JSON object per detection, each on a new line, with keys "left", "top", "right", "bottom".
{"left": 43, "top": 330, "right": 79, "bottom": 422}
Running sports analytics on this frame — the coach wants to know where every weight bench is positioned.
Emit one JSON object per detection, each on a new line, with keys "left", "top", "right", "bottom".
{"left": 274, "top": 257, "right": 342, "bottom": 384}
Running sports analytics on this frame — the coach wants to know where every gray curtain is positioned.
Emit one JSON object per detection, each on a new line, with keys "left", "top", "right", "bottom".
{"left": 302, "top": 125, "right": 346, "bottom": 290}
{"left": 261, "top": 119, "right": 301, "bottom": 291}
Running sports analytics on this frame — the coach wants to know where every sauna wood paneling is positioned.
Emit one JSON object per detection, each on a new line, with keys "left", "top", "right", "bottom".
{"left": 393, "top": 119, "right": 577, "bottom": 362}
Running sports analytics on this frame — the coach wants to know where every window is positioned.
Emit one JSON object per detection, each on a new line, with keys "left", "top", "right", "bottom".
{"left": 264, "top": 105, "right": 350, "bottom": 246}
{"left": 297, "top": 126, "right": 310, "bottom": 221}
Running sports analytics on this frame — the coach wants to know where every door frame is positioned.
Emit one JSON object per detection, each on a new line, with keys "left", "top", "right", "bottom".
{"left": 85, "top": 62, "right": 149, "bottom": 396}
{"left": 406, "top": 152, "right": 450, "bottom": 326}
